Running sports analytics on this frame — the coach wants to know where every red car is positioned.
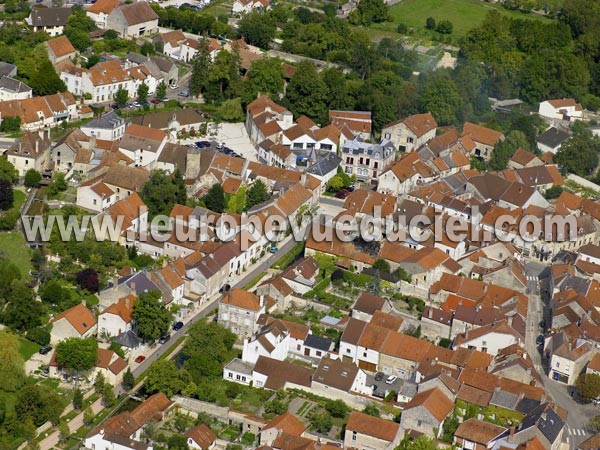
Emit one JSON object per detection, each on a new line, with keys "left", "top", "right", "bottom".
{"left": 135, "top": 355, "right": 146, "bottom": 363}
{"left": 336, "top": 189, "right": 350, "bottom": 199}
{"left": 150, "top": 98, "right": 159, "bottom": 104}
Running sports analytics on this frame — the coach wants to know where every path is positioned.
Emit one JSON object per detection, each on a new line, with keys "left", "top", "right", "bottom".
{"left": 38, "top": 398, "right": 103, "bottom": 450}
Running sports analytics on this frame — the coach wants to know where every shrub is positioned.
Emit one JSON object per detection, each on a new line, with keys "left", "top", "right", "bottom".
{"left": 26, "top": 327, "right": 50, "bottom": 346}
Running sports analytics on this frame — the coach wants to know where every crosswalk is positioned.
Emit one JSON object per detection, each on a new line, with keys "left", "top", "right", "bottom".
{"left": 526, "top": 275, "right": 538, "bottom": 281}
{"left": 565, "top": 425, "right": 588, "bottom": 439}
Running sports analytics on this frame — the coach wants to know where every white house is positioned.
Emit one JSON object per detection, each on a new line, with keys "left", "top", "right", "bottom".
{"left": 381, "top": 112, "right": 437, "bottom": 152}
{"left": 0, "top": 76, "right": 32, "bottom": 101}
{"left": 26, "top": 7, "right": 71, "bottom": 36}
{"left": 80, "top": 111, "right": 127, "bottom": 141}
{"left": 242, "top": 320, "right": 290, "bottom": 364}
{"left": 184, "top": 424, "right": 217, "bottom": 450}
{"left": 106, "top": 1, "right": 159, "bottom": 38}
{"left": 4, "top": 131, "right": 51, "bottom": 177}
{"left": 344, "top": 411, "right": 402, "bottom": 450}
{"left": 232, "top": 0, "right": 270, "bottom": 14}
{"left": 86, "top": 0, "right": 121, "bottom": 29}
{"left": 453, "top": 319, "right": 522, "bottom": 355}
{"left": 98, "top": 294, "right": 135, "bottom": 338}
{"left": 50, "top": 304, "right": 97, "bottom": 344}
{"left": 539, "top": 98, "right": 583, "bottom": 122}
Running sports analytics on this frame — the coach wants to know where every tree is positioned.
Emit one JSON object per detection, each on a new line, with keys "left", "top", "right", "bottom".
{"left": 0, "top": 331, "right": 26, "bottom": 392}
{"left": 67, "top": 29, "right": 92, "bottom": 52}
{"left": 189, "top": 41, "right": 212, "bottom": 97}
{"left": 202, "top": 183, "right": 226, "bottom": 213}
{"left": 373, "top": 259, "right": 391, "bottom": 273}
{"left": 590, "top": 415, "right": 600, "bottom": 433}
{"left": 243, "top": 58, "right": 285, "bottom": 104}
{"left": 544, "top": 185, "right": 563, "bottom": 199}
{"left": 141, "top": 169, "right": 187, "bottom": 217}
{"left": 2, "top": 284, "right": 43, "bottom": 331}
{"left": 362, "top": 403, "right": 380, "bottom": 417}
{"left": 93, "top": 372, "right": 105, "bottom": 394}
{"left": 76, "top": 268, "right": 100, "bottom": 292}
{"left": 58, "top": 420, "right": 70, "bottom": 443}
{"left": 181, "top": 320, "right": 236, "bottom": 382}
{"left": 15, "top": 384, "right": 63, "bottom": 426}
{"left": 489, "top": 130, "right": 530, "bottom": 170}
{"left": 83, "top": 407, "right": 94, "bottom": 426}
{"left": 324, "top": 399, "right": 349, "bottom": 418}
{"left": 326, "top": 175, "right": 344, "bottom": 193}
{"left": 308, "top": 410, "right": 332, "bottom": 433}
{"left": 137, "top": 82, "right": 149, "bottom": 103}
{"left": 145, "top": 359, "right": 191, "bottom": 397}
{"left": 73, "top": 389, "right": 84, "bottom": 410}
{"left": 554, "top": 133, "right": 600, "bottom": 176}
{"left": 24, "top": 169, "right": 41, "bottom": 188}
{"left": 284, "top": 61, "right": 328, "bottom": 122}
{"left": 102, "top": 383, "right": 116, "bottom": 407}
{"left": 26, "top": 327, "right": 50, "bottom": 346}
{"left": 355, "top": 0, "right": 388, "bottom": 25}
{"left": 156, "top": 81, "right": 167, "bottom": 100}
{"left": 0, "top": 116, "right": 21, "bottom": 133}
{"left": 56, "top": 337, "right": 98, "bottom": 373}
{"left": 123, "top": 367, "right": 135, "bottom": 390}
{"left": 0, "top": 179, "right": 13, "bottom": 211}
{"left": 264, "top": 398, "right": 288, "bottom": 415}
{"left": 420, "top": 73, "right": 462, "bottom": 125}
{"left": 28, "top": 59, "right": 66, "bottom": 96}
{"left": 115, "top": 88, "right": 129, "bottom": 107}
{"left": 436, "top": 20, "right": 453, "bottom": 34}
{"left": 396, "top": 435, "right": 437, "bottom": 450}
{"left": 217, "top": 98, "right": 245, "bottom": 122}
{"left": 238, "top": 11, "right": 276, "bottom": 49}
{"left": 246, "top": 179, "right": 269, "bottom": 209}
{"left": 425, "top": 17, "right": 436, "bottom": 29}
{"left": 132, "top": 290, "right": 172, "bottom": 342}
{"left": 577, "top": 373, "right": 600, "bottom": 402}
{"left": 0, "top": 158, "right": 18, "bottom": 183}
{"left": 140, "top": 41, "right": 154, "bottom": 56}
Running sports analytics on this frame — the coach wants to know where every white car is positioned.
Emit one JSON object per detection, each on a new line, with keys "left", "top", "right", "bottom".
{"left": 385, "top": 375, "right": 397, "bottom": 384}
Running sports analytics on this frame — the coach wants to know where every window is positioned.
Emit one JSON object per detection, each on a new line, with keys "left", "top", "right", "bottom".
{"left": 363, "top": 351, "right": 367, "bottom": 357}
{"left": 228, "top": 372, "right": 233, "bottom": 378}
{"left": 316, "top": 351, "right": 322, "bottom": 356}
{"left": 93, "top": 199, "right": 97, "bottom": 205}
{"left": 351, "top": 431, "right": 357, "bottom": 442}
{"left": 408, "top": 137, "right": 414, "bottom": 143}
{"left": 417, "top": 420, "right": 422, "bottom": 427}
{"left": 385, "top": 133, "right": 390, "bottom": 139}
{"left": 346, "top": 348, "right": 351, "bottom": 353}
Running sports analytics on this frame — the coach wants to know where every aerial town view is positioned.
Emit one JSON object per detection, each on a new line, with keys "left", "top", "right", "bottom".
{"left": 0, "top": 0, "right": 599, "bottom": 449}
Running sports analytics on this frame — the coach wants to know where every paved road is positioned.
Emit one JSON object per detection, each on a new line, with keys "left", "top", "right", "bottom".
{"left": 122, "top": 228, "right": 306, "bottom": 391}
{"left": 522, "top": 259, "right": 596, "bottom": 448}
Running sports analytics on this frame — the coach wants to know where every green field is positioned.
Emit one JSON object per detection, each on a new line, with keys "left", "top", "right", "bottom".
{"left": 0, "top": 232, "right": 32, "bottom": 276}
{"left": 373, "top": 0, "right": 551, "bottom": 38}
{"left": 18, "top": 337, "right": 40, "bottom": 361}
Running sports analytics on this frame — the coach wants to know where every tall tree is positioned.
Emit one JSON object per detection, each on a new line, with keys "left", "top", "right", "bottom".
{"left": 238, "top": 11, "right": 276, "bottom": 49}
{"left": 420, "top": 73, "right": 462, "bottom": 125}
{"left": 202, "top": 183, "right": 226, "bottom": 213}
{"left": 132, "top": 290, "right": 172, "bottom": 342}
{"left": 246, "top": 179, "right": 269, "bottom": 209}
{"left": 137, "top": 82, "right": 149, "bottom": 103}
{"left": 145, "top": 359, "right": 191, "bottom": 397}
{"left": 0, "top": 179, "right": 13, "bottom": 211}
{"left": 156, "top": 81, "right": 167, "bottom": 100}
{"left": 555, "top": 133, "right": 600, "bottom": 176}
{"left": 140, "top": 169, "right": 187, "bottom": 217}
{"left": 284, "top": 61, "right": 328, "bottom": 122}
{"left": 189, "top": 40, "right": 212, "bottom": 97}
{"left": 0, "top": 331, "right": 26, "bottom": 392}
{"left": 115, "top": 88, "right": 128, "bottom": 107}
{"left": 56, "top": 337, "right": 98, "bottom": 373}
{"left": 489, "top": 130, "right": 530, "bottom": 170}
{"left": 24, "top": 169, "right": 41, "bottom": 188}
{"left": 243, "top": 58, "right": 285, "bottom": 104}
{"left": 2, "top": 283, "right": 42, "bottom": 331}
{"left": 0, "top": 158, "right": 18, "bottom": 184}
{"left": 28, "top": 59, "right": 66, "bottom": 96}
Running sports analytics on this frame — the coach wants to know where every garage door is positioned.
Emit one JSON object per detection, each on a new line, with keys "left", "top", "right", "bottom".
{"left": 358, "top": 360, "right": 377, "bottom": 372}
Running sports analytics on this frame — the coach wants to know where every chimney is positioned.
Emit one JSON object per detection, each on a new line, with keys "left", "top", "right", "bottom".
{"left": 112, "top": 278, "right": 118, "bottom": 291}
{"left": 36, "top": 139, "right": 39, "bottom": 154}
{"left": 507, "top": 316, "right": 513, "bottom": 327}
{"left": 129, "top": 281, "right": 136, "bottom": 295}
{"left": 509, "top": 426, "right": 515, "bottom": 438}
{"left": 259, "top": 295, "right": 264, "bottom": 307}
{"left": 125, "top": 295, "right": 131, "bottom": 310}
{"left": 428, "top": 308, "right": 433, "bottom": 319}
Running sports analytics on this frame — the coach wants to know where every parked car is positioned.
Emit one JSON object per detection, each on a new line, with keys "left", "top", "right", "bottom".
{"left": 173, "top": 321, "right": 184, "bottom": 331}
{"left": 158, "top": 334, "right": 171, "bottom": 344}
{"left": 536, "top": 335, "right": 544, "bottom": 346}
{"left": 41, "top": 367, "right": 49, "bottom": 377}
{"left": 386, "top": 375, "right": 398, "bottom": 384}
{"left": 178, "top": 90, "right": 189, "bottom": 97}
{"left": 374, "top": 372, "right": 384, "bottom": 381}
{"left": 135, "top": 355, "right": 146, "bottom": 363}
{"left": 335, "top": 189, "right": 350, "bottom": 199}
{"left": 131, "top": 101, "right": 140, "bottom": 107}
{"left": 39, "top": 345, "right": 52, "bottom": 355}
{"left": 270, "top": 245, "right": 278, "bottom": 253}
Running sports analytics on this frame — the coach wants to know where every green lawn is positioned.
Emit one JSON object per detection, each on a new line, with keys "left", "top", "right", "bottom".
{"left": 374, "top": 0, "right": 551, "bottom": 38}
{"left": 0, "top": 232, "right": 32, "bottom": 276}
{"left": 13, "top": 189, "right": 26, "bottom": 211}
{"left": 18, "top": 337, "right": 40, "bottom": 361}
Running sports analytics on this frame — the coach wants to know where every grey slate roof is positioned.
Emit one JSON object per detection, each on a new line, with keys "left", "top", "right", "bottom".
{"left": 537, "top": 127, "right": 571, "bottom": 149}
{"left": 113, "top": 330, "right": 142, "bottom": 348}
{"left": 28, "top": 7, "right": 72, "bottom": 27}
{"left": 304, "top": 334, "right": 333, "bottom": 351}
{"left": 490, "top": 389, "right": 519, "bottom": 410}
{"left": 82, "top": 111, "right": 125, "bottom": 130}
{"left": 306, "top": 153, "right": 342, "bottom": 177}
{"left": 0, "top": 76, "right": 31, "bottom": 93}
{"left": 0, "top": 62, "right": 17, "bottom": 78}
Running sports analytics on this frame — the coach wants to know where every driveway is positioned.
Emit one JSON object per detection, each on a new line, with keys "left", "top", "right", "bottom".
{"left": 211, "top": 123, "right": 258, "bottom": 161}
{"left": 366, "top": 373, "right": 403, "bottom": 399}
